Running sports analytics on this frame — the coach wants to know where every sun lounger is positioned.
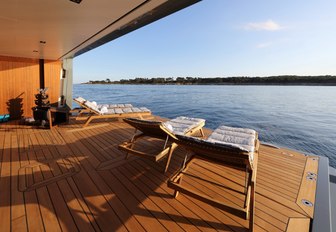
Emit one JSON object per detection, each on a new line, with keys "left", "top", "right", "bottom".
{"left": 118, "top": 116, "right": 205, "bottom": 173}
{"left": 75, "top": 99, "right": 151, "bottom": 127}
{"left": 72, "top": 96, "right": 133, "bottom": 116}
{"left": 167, "top": 125, "right": 259, "bottom": 232}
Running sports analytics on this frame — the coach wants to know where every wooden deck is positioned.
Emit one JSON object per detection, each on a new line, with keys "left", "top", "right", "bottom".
{"left": 0, "top": 116, "right": 318, "bottom": 231}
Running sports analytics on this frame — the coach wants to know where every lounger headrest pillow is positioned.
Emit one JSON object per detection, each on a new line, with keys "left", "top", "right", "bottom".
{"left": 84, "top": 101, "right": 99, "bottom": 111}
{"left": 74, "top": 96, "right": 86, "bottom": 103}
{"left": 163, "top": 123, "right": 174, "bottom": 133}
{"left": 100, "top": 106, "right": 108, "bottom": 114}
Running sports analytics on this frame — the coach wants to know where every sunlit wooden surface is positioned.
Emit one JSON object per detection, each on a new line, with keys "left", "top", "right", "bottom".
{"left": 0, "top": 116, "right": 318, "bottom": 231}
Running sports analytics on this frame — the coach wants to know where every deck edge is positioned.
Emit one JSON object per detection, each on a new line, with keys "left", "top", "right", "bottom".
{"left": 311, "top": 156, "right": 332, "bottom": 232}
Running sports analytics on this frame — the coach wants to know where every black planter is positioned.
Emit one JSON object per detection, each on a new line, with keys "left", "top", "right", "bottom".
{"left": 33, "top": 107, "right": 49, "bottom": 121}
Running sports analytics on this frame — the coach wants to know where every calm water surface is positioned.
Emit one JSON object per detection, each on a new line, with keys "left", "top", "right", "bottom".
{"left": 73, "top": 84, "right": 336, "bottom": 167}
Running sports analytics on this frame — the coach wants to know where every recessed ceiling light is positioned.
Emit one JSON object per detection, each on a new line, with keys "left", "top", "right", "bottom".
{"left": 70, "top": 0, "right": 82, "bottom": 4}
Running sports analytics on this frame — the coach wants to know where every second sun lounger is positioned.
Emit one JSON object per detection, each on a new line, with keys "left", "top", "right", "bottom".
{"left": 168, "top": 125, "right": 259, "bottom": 232}
{"left": 118, "top": 116, "right": 205, "bottom": 173}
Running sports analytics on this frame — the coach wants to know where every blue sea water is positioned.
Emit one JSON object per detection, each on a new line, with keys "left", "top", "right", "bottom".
{"left": 73, "top": 84, "right": 336, "bottom": 167}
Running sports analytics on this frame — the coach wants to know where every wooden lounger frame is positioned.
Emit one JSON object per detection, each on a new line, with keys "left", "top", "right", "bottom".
{"left": 119, "top": 118, "right": 205, "bottom": 173}
{"left": 72, "top": 98, "right": 91, "bottom": 118}
{"left": 168, "top": 134, "right": 259, "bottom": 232}
{"left": 70, "top": 107, "right": 91, "bottom": 118}
{"left": 83, "top": 111, "right": 152, "bottom": 127}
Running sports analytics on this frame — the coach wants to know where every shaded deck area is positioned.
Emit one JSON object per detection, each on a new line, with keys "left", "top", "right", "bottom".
{"left": 0, "top": 116, "right": 318, "bottom": 231}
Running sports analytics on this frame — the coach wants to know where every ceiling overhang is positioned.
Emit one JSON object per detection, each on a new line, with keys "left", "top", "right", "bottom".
{"left": 0, "top": 0, "right": 200, "bottom": 61}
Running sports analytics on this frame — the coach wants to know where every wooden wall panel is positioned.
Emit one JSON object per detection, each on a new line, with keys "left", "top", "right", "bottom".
{"left": 44, "top": 60, "right": 61, "bottom": 106}
{"left": 0, "top": 56, "right": 61, "bottom": 118}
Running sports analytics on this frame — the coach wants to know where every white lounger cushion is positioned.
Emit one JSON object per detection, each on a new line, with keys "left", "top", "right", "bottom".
{"left": 163, "top": 116, "right": 205, "bottom": 134}
{"left": 175, "top": 124, "right": 257, "bottom": 163}
{"left": 207, "top": 125, "right": 257, "bottom": 153}
{"left": 104, "top": 107, "right": 151, "bottom": 115}
{"left": 74, "top": 97, "right": 133, "bottom": 109}
{"left": 84, "top": 100, "right": 99, "bottom": 112}
{"left": 100, "top": 106, "right": 108, "bottom": 114}
{"left": 74, "top": 96, "right": 86, "bottom": 104}
{"left": 83, "top": 100, "right": 141, "bottom": 114}
{"left": 98, "top": 103, "right": 133, "bottom": 109}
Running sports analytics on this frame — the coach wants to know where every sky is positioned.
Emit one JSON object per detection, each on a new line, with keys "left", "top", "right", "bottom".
{"left": 73, "top": 0, "right": 336, "bottom": 83}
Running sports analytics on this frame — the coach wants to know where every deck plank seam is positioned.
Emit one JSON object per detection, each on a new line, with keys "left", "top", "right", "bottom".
{"left": 16, "top": 130, "right": 29, "bottom": 231}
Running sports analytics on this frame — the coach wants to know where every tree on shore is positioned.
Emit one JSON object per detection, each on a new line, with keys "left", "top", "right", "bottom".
{"left": 83, "top": 75, "right": 336, "bottom": 85}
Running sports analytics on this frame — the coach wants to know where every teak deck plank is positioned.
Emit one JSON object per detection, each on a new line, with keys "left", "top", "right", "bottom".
{"left": 296, "top": 157, "right": 319, "bottom": 218}
{"left": 286, "top": 218, "right": 310, "bottom": 232}
{"left": 0, "top": 118, "right": 319, "bottom": 232}
{"left": 10, "top": 134, "right": 28, "bottom": 231}
{"left": 0, "top": 134, "right": 13, "bottom": 232}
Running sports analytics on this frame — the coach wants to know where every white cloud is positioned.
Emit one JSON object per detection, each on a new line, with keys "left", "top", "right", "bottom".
{"left": 244, "top": 20, "right": 283, "bottom": 31}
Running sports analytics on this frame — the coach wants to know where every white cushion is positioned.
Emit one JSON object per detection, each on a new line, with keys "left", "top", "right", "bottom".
{"left": 207, "top": 125, "right": 257, "bottom": 161}
{"left": 132, "top": 107, "right": 141, "bottom": 112}
{"left": 100, "top": 106, "right": 108, "bottom": 114}
{"left": 101, "top": 107, "right": 151, "bottom": 115}
{"left": 97, "top": 104, "right": 109, "bottom": 109}
{"left": 122, "top": 108, "right": 132, "bottom": 113}
{"left": 207, "top": 125, "right": 256, "bottom": 152}
{"left": 114, "top": 108, "right": 123, "bottom": 114}
{"left": 140, "top": 107, "right": 150, "bottom": 112}
{"left": 107, "top": 108, "right": 115, "bottom": 114}
{"left": 74, "top": 96, "right": 86, "bottom": 103}
{"left": 163, "top": 116, "right": 205, "bottom": 135}
{"left": 84, "top": 101, "right": 99, "bottom": 112}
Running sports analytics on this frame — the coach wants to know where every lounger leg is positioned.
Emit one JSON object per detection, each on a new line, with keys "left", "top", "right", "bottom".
{"left": 249, "top": 179, "right": 255, "bottom": 232}
{"left": 125, "top": 142, "right": 136, "bottom": 159}
{"left": 164, "top": 143, "right": 177, "bottom": 173}
{"left": 245, "top": 166, "right": 249, "bottom": 194}
{"left": 125, "top": 130, "right": 143, "bottom": 159}
{"left": 125, "top": 153, "right": 130, "bottom": 159}
{"left": 200, "top": 128, "right": 204, "bottom": 137}
{"left": 174, "top": 176, "right": 183, "bottom": 198}
{"left": 244, "top": 168, "right": 252, "bottom": 209}
{"left": 174, "top": 153, "right": 190, "bottom": 197}
{"left": 83, "top": 116, "right": 94, "bottom": 127}
{"left": 83, "top": 115, "right": 99, "bottom": 127}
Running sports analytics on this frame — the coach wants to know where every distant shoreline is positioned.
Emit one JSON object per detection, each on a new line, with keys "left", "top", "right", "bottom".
{"left": 81, "top": 83, "right": 336, "bottom": 86}
{"left": 82, "top": 75, "right": 336, "bottom": 86}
